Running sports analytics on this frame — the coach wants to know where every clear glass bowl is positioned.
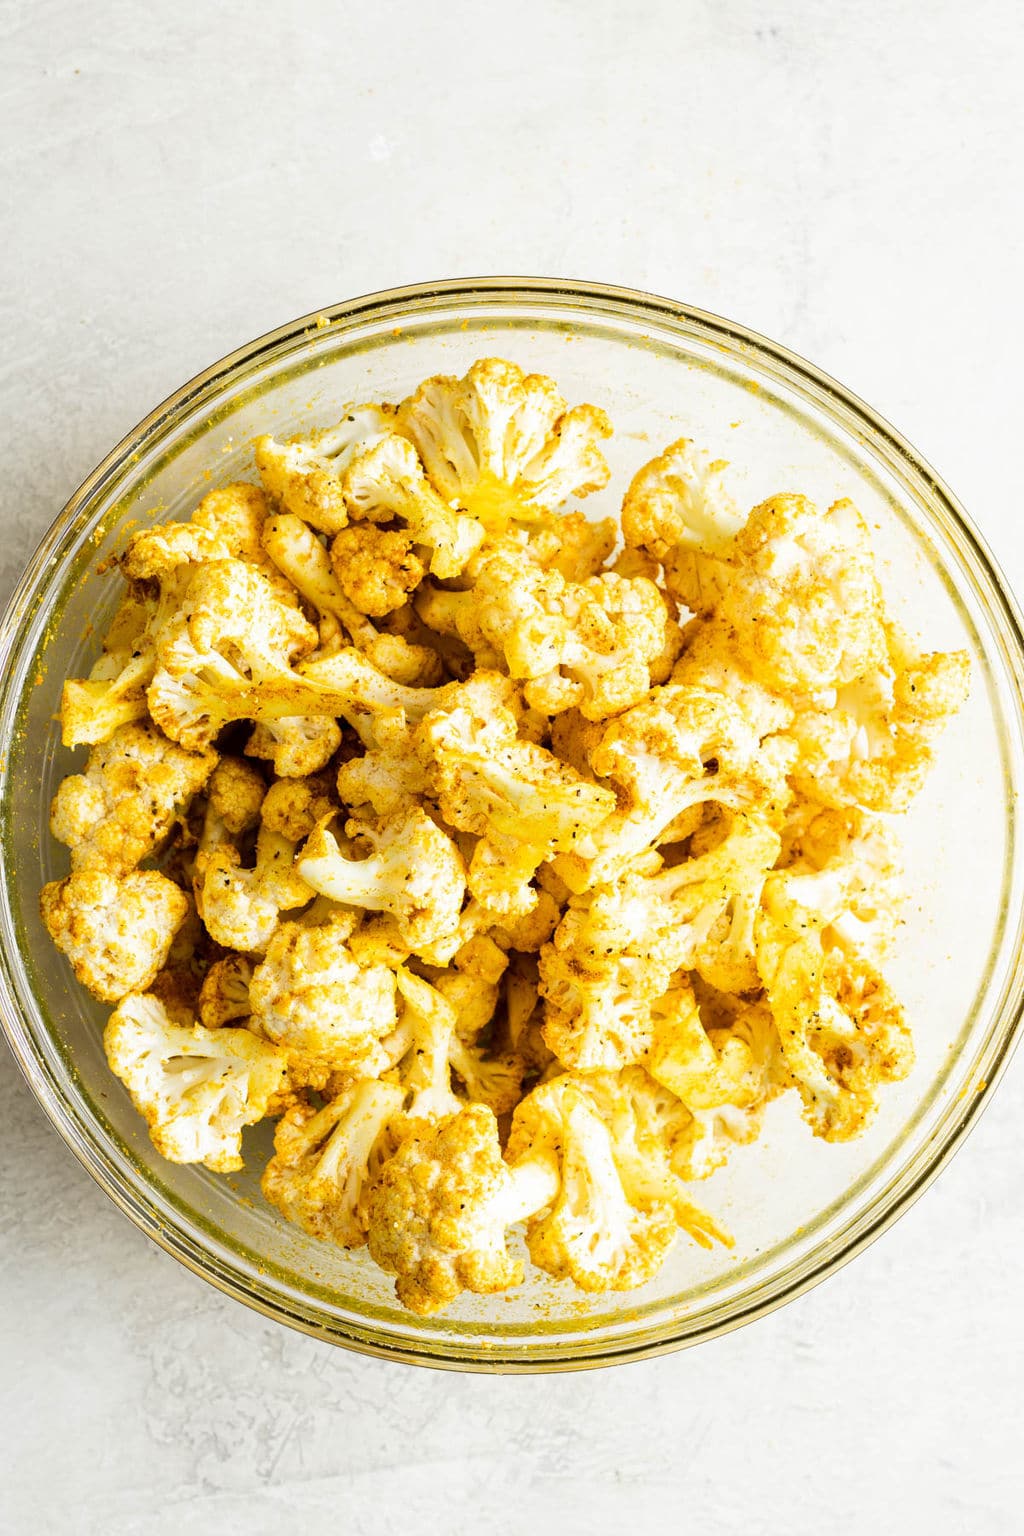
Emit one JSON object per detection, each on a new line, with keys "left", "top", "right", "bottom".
{"left": 3, "top": 278, "right": 1023, "bottom": 1372}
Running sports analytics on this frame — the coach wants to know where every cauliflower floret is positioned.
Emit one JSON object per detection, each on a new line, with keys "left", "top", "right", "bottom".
{"left": 540, "top": 815, "right": 780, "bottom": 1068}
{"left": 297, "top": 807, "right": 466, "bottom": 955}
{"left": 621, "top": 438, "right": 744, "bottom": 613}
{"left": 396, "top": 357, "right": 612, "bottom": 527}
{"left": 40, "top": 868, "right": 189, "bottom": 1003}
{"left": 249, "top": 912, "right": 399, "bottom": 1072}
{"left": 506, "top": 1077, "right": 678, "bottom": 1294}
{"left": 521, "top": 510, "right": 617, "bottom": 582}
{"left": 259, "top": 773, "right": 337, "bottom": 842}
{"left": 205, "top": 753, "right": 266, "bottom": 835}
{"left": 714, "top": 495, "right": 890, "bottom": 695}
{"left": 756, "top": 866, "right": 913, "bottom": 1140}
{"left": 195, "top": 819, "right": 313, "bottom": 954}
{"left": 245, "top": 718, "right": 342, "bottom": 778}
{"left": 418, "top": 551, "right": 672, "bottom": 720}
{"left": 416, "top": 675, "right": 616, "bottom": 916}
{"left": 329, "top": 524, "right": 425, "bottom": 617}
{"left": 648, "top": 982, "right": 784, "bottom": 1117}
{"left": 365, "top": 1101, "right": 558, "bottom": 1315}
{"left": 147, "top": 558, "right": 317, "bottom": 749}
{"left": 123, "top": 482, "right": 293, "bottom": 597}
{"left": 343, "top": 435, "right": 485, "bottom": 579}
{"left": 569, "top": 1066, "right": 734, "bottom": 1235}
{"left": 50, "top": 721, "right": 216, "bottom": 873}
{"left": 447, "top": 1038, "right": 526, "bottom": 1115}
{"left": 104, "top": 993, "right": 287, "bottom": 1171}
{"left": 148, "top": 558, "right": 444, "bottom": 751}
{"left": 254, "top": 403, "right": 396, "bottom": 533}
{"left": 335, "top": 711, "right": 431, "bottom": 816}
{"left": 551, "top": 684, "right": 793, "bottom": 893}
{"left": 262, "top": 511, "right": 443, "bottom": 687}
{"left": 787, "top": 628, "right": 970, "bottom": 813}
{"left": 197, "top": 953, "right": 254, "bottom": 1028}
{"left": 776, "top": 802, "right": 904, "bottom": 963}
{"left": 60, "top": 579, "right": 187, "bottom": 747}
{"left": 671, "top": 618, "right": 794, "bottom": 740}
{"left": 262, "top": 1077, "right": 405, "bottom": 1246}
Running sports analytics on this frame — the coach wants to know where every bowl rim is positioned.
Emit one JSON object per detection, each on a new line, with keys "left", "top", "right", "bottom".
{"left": 3, "top": 274, "right": 1024, "bottom": 1372}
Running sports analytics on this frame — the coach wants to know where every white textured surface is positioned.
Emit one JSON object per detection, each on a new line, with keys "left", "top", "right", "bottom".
{"left": 3, "top": 1, "right": 1024, "bottom": 1530}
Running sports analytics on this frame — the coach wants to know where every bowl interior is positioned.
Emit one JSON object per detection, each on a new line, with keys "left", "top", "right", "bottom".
{"left": 3, "top": 283, "right": 1023, "bottom": 1369}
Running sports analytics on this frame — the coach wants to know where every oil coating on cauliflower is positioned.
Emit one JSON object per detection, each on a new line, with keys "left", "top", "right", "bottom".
{"left": 396, "top": 356, "right": 612, "bottom": 528}
{"left": 41, "top": 868, "right": 190, "bottom": 1003}
{"left": 104, "top": 992, "right": 288, "bottom": 1171}
{"left": 50, "top": 720, "right": 216, "bottom": 873}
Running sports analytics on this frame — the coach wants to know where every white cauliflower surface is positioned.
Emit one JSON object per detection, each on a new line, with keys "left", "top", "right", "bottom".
{"left": 43, "top": 356, "right": 969, "bottom": 1315}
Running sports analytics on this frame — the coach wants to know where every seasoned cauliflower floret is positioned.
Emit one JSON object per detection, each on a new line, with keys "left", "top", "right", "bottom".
{"left": 261, "top": 510, "right": 444, "bottom": 687}
{"left": 60, "top": 582, "right": 172, "bottom": 748}
{"left": 246, "top": 717, "right": 342, "bottom": 778}
{"left": 756, "top": 862, "right": 913, "bottom": 1140}
{"left": 297, "top": 807, "right": 466, "bottom": 955}
{"left": 205, "top": 754, "right": 266, "bottom": 836}
{"left": 552, "top": 683, "right": 792, "bottom": 893}
{"left": 197, "top": 953, "right": 255, "bottom": 1028}
{"left": 330, "top": 524, "right": 425, "bottom": 617}
{"left": 787, "top": 626, "right": 970, "bottom": 813}
{"left": 366, "top": 1102, "right": 557, "bottom": 1315}
{"left": 397, "top": 356, "right": 612, "bottom": 527}
{"left": 540, "top": 814, "right": 780, "bottom": 1069}
{"left": 262, "top": 1078, "right": 405, "bottom": 1247}
{"left": 195, "top": 819, "right": 313, "bottom": 955}
{"left": 259, "top": 773, "right": 337, "bottom": 842}
{"left": 255, "top": 403, "right": 396, "bottom": 533}
{"left": 104, "top": 992, "right": 287, "bottom": 1171}
{"left": 249, "top": 912, "right": 399, "bottom": 1072}
{"left": 50, "top": 720, "right": 216, "bottom": 873}
{"left": 41, "top": 868, "right": 189, "bottom": 1003}
{"left": 417, "top": 674, "right": 616, "bottom": 916}
{"left": 343, "top": 434, "right": 485, "bottom": 579}
{"left": 123, "top": 482, "right": 293, "bottom": 598}
{"left": 418, "top": 551, "right": 673, "bottom": 721}
{"left": 507, "top": 1078, "right": 679, "bottom": 1294}
{"left": 621, "top": 437, "right": 744, "bottom": 613}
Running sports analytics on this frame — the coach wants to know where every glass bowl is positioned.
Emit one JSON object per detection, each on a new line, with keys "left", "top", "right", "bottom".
{"left": 3, "top": 278, "right": 1023, "bottom": 1373}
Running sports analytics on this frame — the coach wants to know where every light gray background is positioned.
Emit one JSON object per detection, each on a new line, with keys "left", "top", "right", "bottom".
{"left": 3, "top": 3, "right": 1023, "bottom": 1532}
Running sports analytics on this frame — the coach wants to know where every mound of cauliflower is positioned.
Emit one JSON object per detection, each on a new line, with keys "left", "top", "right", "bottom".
{"left": 42, "top": 357, "right": 970, "bottom": 1315}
